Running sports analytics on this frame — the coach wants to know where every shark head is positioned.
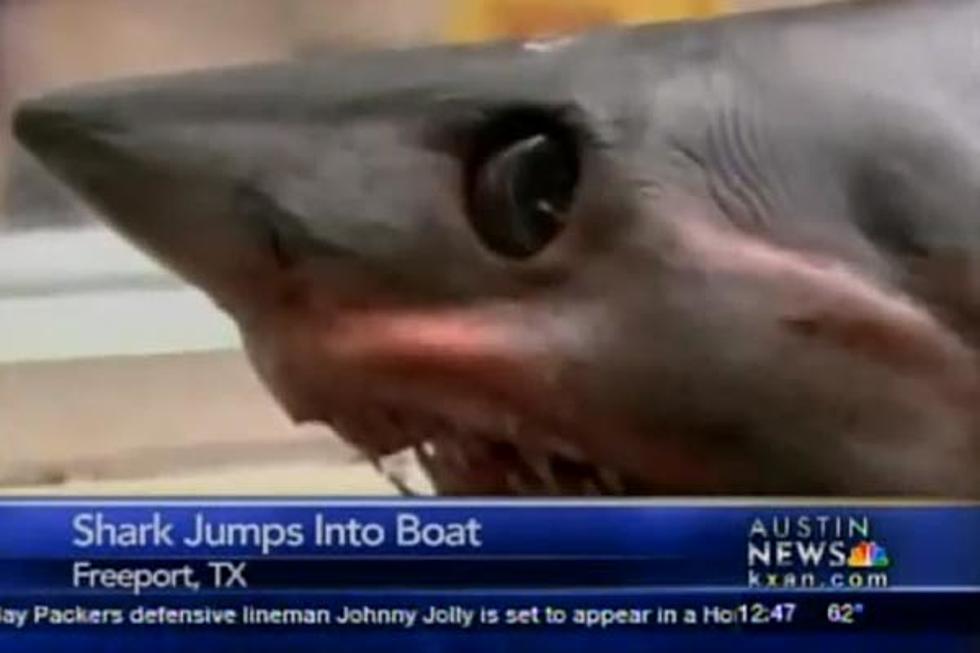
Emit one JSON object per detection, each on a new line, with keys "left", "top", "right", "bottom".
{"left": 13, "top": 11, "right": 980, "bottom": 496}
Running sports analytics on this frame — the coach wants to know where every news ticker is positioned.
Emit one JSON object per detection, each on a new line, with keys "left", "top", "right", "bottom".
{"left": 0, "top": 500, "right": 975, "bottom": 645}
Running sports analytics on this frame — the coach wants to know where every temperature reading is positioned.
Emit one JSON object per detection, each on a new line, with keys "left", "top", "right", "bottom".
{"left": 827, "top": 602, "right": 865, "bottom": 625}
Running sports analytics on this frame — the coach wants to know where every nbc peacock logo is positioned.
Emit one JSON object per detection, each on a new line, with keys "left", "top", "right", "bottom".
{"left": 847, "top": 541, "right": 890, "bottom": 569}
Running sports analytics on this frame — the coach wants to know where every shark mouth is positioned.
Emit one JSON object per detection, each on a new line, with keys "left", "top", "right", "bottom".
{"left": 243, "top": 286, "right": 737, "bottom": 497}
{"left": 250, "top": 306, "right": 684, "bottom": 497}
{"left": 334, "top": 404, "right": 634, "bottom": 496}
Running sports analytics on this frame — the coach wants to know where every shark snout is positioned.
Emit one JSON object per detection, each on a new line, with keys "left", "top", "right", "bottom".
{"left": 12, "top": 92, "right": 134, "bottom": 206}
{"left": 12, "top": 78, "right": 298, "bottom": 311}
{"left": 14, "top": 92, "right": 120, "bottom": 155}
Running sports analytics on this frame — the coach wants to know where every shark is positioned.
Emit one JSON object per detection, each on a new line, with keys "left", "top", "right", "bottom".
{"left": 12, "top": 0, "right": 980, "bottom": 496}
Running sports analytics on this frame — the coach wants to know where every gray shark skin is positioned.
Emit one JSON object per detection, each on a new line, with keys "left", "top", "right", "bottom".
{"left": 12, "top": 0, "right": 980, "bottom": 496}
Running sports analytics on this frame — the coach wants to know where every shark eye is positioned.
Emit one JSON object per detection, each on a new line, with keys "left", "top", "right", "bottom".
{"left": 467, "top": 124, "right": 579, "bottom": 259}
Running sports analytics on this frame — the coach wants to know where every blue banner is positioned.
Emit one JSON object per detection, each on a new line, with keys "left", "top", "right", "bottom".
{"left": 0, "top": 499, "right": 975, "bottom": 652}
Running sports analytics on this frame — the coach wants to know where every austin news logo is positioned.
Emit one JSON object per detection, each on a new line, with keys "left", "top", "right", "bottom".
{"left": 746, "top": 516, "right": 891, "bottom": 589}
